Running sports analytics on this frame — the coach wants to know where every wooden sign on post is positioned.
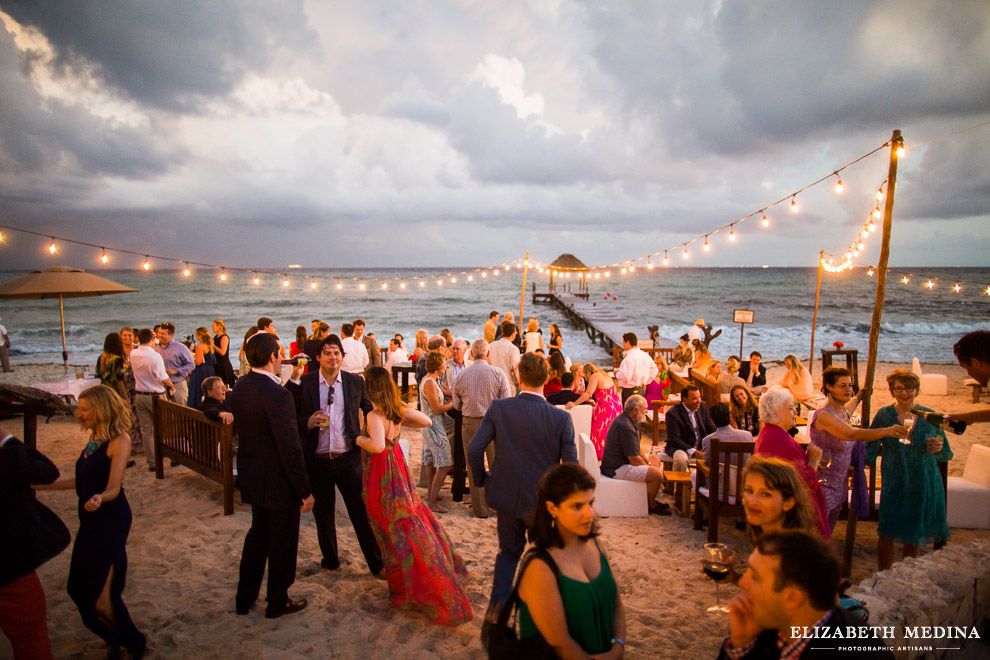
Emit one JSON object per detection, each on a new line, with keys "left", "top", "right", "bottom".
{"left": 733, "top": 309, "right": 755, "bottom": 358}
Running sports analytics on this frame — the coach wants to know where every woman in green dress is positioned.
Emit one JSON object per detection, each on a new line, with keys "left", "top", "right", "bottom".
{"left": 516, "top": 464, "right": 627, "bottom": 658}
{"left": 868, "top": 369, "right": 952, "bottom": 571}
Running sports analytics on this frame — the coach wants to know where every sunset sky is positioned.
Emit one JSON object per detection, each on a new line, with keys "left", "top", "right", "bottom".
{"left": 0, "top": 0, "right": 988, "bottom": 271}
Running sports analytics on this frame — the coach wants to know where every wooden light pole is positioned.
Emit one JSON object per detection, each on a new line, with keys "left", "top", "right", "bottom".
{"left": 518, "top": 251, "right": 529, "bottom": 323}
{"left": 842, "top": 129, "right": 902, "bottom": 577}
{"left": 809, "top": 249, "right": 824, "bottom": 377}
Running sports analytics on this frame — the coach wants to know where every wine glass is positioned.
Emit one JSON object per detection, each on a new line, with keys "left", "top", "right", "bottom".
{"left": 703, "top": 542, "right": 730, "bottom": 614}
{"left": 900, "top": 414, "right": 915, "bottom": 445}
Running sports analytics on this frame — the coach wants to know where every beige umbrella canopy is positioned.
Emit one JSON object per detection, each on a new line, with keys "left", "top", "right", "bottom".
{"left": 549, "top": 253, "right": 588, "bottom": 270}
{"left": 0, "top": 265, "right": 137, "bottom": 373}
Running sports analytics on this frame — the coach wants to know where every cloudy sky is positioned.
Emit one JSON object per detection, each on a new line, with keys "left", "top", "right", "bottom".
{"left": 0, "top": 0, "right": 988, "bottom": 271}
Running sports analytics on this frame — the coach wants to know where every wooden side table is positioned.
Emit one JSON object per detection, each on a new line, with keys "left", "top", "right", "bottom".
{"left": 821, "top": 349, "right": 859, "bottom": 393}
{"left": 664, "top": 470, "right": 693, "bottom": 518}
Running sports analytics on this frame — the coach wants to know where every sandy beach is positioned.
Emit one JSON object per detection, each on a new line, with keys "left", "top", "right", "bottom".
{"left": 1, "top": 359, "right": 988, "bottom": 659}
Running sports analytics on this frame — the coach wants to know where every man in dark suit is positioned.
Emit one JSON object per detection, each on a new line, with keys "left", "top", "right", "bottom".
{"left": 0, "top": 432, "right": 69, "bottom": 657}
{"left": 230, "top": 332, "right": 314, "bottom": 619}
{"left": 663, "top": 385, "right": 716, "bottom": 471}
{"left": 468, "top": 353, "right": 577, "bottom": 611}
{"left": 197, "top": 376, "right": 233, "bottom": 424}
{"left": 296, "top": 335, "right": 383, "bottom": 574}
{"left": 546, "top": 372, "right": 583, "bottom": 406}
{"left": 738, "top": 351, "right": 768, "bottom": 392}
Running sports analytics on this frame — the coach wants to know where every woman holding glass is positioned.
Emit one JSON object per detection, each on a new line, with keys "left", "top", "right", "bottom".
{"left": 566, "top": 363, "right": 622, "bottom": 460}
{"left": 868, "top": 369, "right": 952, "bottom": 570}
{"left": 810, "top": 367, "right": 906, "bottom": 531}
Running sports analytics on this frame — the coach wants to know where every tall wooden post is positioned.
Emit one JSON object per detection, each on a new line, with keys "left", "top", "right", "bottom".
{"left": 519, "top": 251, "right": 529, "bottom": 323}
{"left": 842, "top": 129, "right": 902, "bottom": 578}
{"left": 809, "top": 250, "right": 824, "bottom": 377}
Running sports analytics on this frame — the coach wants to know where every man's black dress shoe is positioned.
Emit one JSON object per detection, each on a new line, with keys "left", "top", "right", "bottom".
{"left": 265, "top": 597, "right": 307, "bottom": 619}
{"left": 649, "top": 504, "right": 672, "bottom": 516}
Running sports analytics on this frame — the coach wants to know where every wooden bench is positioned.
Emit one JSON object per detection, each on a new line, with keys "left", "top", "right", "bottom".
{"left": 690, "top": 369, "right": 721, "bottom": 409}
{"left": 966, "top": 379, "right": 983, "bottom": 403}
{"left": 693, "top": 438, "right": 754, "bottom": 543}
{"left": 390, "top": 364, "right": 418, "bottom": 402}
{"left": 153, "top": 398, "right": 236, "bottom": 515}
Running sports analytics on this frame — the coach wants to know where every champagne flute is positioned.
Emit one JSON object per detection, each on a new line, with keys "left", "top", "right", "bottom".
{"left": 900, "top": 413, "right": 914, "bottom": 445}
{"left": 703, "top": 543, "right": 730, "bottom": 614}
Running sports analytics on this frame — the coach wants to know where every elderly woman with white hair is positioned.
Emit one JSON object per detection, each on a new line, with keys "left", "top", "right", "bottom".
{"left": 754, "top": 387, "right": 831, "bottom": 539}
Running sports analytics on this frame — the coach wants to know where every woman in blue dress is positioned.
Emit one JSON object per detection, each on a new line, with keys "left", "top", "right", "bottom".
{"left": 419, "top": 350, "right": 454, "bottom": 513}
{"left": 41, "top": 385, "right": 145, "bottom": 658}
{"left": 869, "top": 369, "right": 952, "bottom": 570}
{"left": 187, "top": 327, "right": 217, "bottom": 409}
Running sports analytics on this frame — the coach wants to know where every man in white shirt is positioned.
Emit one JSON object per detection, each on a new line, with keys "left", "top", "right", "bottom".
{"left": 384, "top": 338, "right": 410, "bottom": 372}
{"left": 440, "top": 339, "right": 472, "bottom": 504}
{"left": 352, "top": 319, "right": 381, "bottom": 370}
{"left": 616, "top": 332, "right": 658, "bottom": 404}
{"left": 688, "top": 318, "right": 704, "bottom": 344}
{"left": 130, "top": 328, "right": 175, "bottom": 469}
{"left": 488, "top": 321, "right": 521, "bottom": 393}
{"left": 338, "top": 323, "right": 369, "bottom": 375}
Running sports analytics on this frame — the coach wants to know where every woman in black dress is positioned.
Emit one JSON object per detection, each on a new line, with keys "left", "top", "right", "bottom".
{"left": 212, "top": 319, "right": 236, "bottom": 387}
{"left": 42, "top": 385, "right": 145, "bottom": 658}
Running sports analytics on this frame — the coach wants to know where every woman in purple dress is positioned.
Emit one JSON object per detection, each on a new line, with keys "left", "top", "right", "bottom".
{"left": 809, "top": 367, "right": 906, "bottom": 531}
{"left": 566, "top": 363, "right": 621, "bottom": 460}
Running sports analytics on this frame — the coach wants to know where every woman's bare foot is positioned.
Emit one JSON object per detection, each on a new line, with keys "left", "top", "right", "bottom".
{"left": 429, "top": 503, "right": 448, "bottom": 514}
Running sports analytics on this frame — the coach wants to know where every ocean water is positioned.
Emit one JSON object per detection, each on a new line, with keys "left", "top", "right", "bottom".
{"left": 1, "top": 266, "right": 987, "bottom": 368}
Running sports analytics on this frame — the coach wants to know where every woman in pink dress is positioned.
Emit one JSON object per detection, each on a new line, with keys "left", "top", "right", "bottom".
{"left": 356, "top": 367, "right": 472, "bottom": 626}
{"left": 566, "top": 363, "right": 621, "bottom": 460}
{"left": 754, "top": 388, "right": 831, "bottom": 540}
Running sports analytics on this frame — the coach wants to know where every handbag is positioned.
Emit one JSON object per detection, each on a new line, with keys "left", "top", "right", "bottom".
{"left": 487, "top": 548, "right": 559, "bottom": 660}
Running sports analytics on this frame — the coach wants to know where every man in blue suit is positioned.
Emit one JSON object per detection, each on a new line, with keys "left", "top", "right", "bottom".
{"left": 468, "top": 352, "right": 577, "bottom": 611}
{"left": 230, "top": 332, "right": 314, "bottom": 619}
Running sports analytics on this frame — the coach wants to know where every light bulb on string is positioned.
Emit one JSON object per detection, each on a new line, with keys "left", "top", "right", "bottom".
{"left": 791, "top": 196, "right": 799, "bottom": 213}
{"left": 48, "top": 238, "right": 57, "bottom": 255}
{"left": 565, "top": 272, "right": 571, "bottom": 278}
{"left": 876, "top": 188, "right": 884, "bottom": 202}
{"left": 621, "top": 267, "right": 627, "bottom": 275}
{"left": 985, "top": 285, "right": 990, "bottom": 296}
{"left": 834, "top": 174, "right": 843, "bottom": 194}
{"left": 872, "top": 205, "right": 881, "bottom": 220}
{"left": 184, "top": 264, "right": 192, "bottom": 277}
{"left": 647, "top": 259, "right": 653, "bottom": 270}
{"left": 436, "top": 279, "right": 443, "bottom": 286}
{"left": 703, "top": 236, "right": 710, "bottom": 252}
{"left": 663, "top": 251, "right": 669, "bottom": 266}
{"left": 481, "top": 272, "right": 487, "bottom": 278}
{"left": 594, "top": 272, "right": 600, "bottom": 279}
{"left": 858, "top": 241, "right": 865, "bottom": 251}
{"left": 282, "top": 276, "right": 289, "bottom": 287}
{"left": 902, "top": 276, "right": 909, "bottom": 284}
{"left": 450, "top": 277, "right": 457, "bottom": 284}
{"left": 359, "top": 281, "right": 366, "bottom": 290}
{"left": 927, "top": 280, "right": 934, "bottom": 289}
{"left": 418, "top": 280, "right": 425, "bottom": 287}
{"left": 868, "top": 268, "right": 875, "bottom": 277}
{"left": 143, "top": 257, "right": 150, "bottom": 271}
{"left": 762, "top": 213, "right": 770, "bottom": 228}
{"left": 896, "top": 144, "right": 906, "bottom": 159}
{"left": 0, "top": 231, "right": 4, "bottom": 243}
{"left": 868, "top": 220, "right": 876, "bottom": 232}
{"left": 683, "top": 246, "right": 689, "bottom": 260}
{"left": 380, "top": 281, "right": 387, "bottom": 290}
{"left": 311, "top": 279, "right": 318, "bottom": 289}
{"left": 253, "top": 275, "right": 260, "bottom": 285}
{"left": 468, "top": 274, "right": 474, "bottom": 281}
{"left": 729, "top": 227, "right": 736, "bottom": 241}
{"left": 400, "top": 280, "right": 406, "bottom": 289}
{"left": 954, "top": 283, "right": 961, "bottom": 293}
{"left": 336, "top": 279, "right": 342, "bottom": 290}
{"left": 494, "top": 269, "right": 500, "bottom": 276}
{"left": 101, "top": 249, "right": 109, "bottom": 265}
{"left": 220, "top": 269, "right": 227, "bottom": 282}
{"left": 604, "top": 271, "right": 610, "bottom": 278}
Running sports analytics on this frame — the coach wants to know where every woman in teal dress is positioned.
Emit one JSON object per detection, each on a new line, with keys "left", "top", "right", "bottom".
{"left": 418, "top": 351, "right": 454, "bottom": 513}
{"left": 516, "top": 463, "right": 626, "bottom": 658}
{"left": 868, "top": 369, "right": 952, "bottom": 571}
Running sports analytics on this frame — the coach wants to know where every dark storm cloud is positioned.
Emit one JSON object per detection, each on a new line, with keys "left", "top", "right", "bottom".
{"left": 0, "top": 0, "right": 319, "bottom": 112}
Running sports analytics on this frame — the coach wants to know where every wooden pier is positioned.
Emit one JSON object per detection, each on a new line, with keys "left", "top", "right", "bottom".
{"left": 532, "top": 290, "right": 677, "bottom": 355}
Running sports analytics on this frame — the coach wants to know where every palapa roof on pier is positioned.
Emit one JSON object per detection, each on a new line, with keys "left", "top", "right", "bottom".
{"left": 549, "top": 254, "right": 587, "bottom": 271}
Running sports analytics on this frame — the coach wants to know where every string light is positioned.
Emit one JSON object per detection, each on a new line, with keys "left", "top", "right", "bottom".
{"left": 400, "top": 280, "right": 406, "bottom": 289}
{"left": 834, "top": 173, "right": 844, "bottom": 194}
{"left": 683, "top": 246, "right": 689, "bottom": 260}
{"left": 436, "top": 279, "right": 443, "bottom": 286}
{"left": 184, "top": 264, "right": 192, "bottom": 277}
{"left": 927, "top": 280, "right": 934, "bottom": 289}
{"left": 629, "top": 265, "right": 635, "bottom": 273}
{"left": 954, "top": 283, "right": 961, "bottom": 293}
{"left": 762, "top": 213, "right": 770, "bottom": 228}
{"left": 902, "top": 276, "right": 909, "bottom": 284}
{"left": 468, "top": 275, "right": 474, "bottom": 281}
{"left": 604, "top": 271, "right": 611, "bottom": 278}
{"left": 143, "top": 257, "right": 150, "bottom": 271}
{"left": 494, "top": 269, "right": 500, "bottom": 276}
{"left": 253, "top": 275, "right": 260, "bottom": 285}
{"left": 647, "top": 259, "right": 653, "bottom": 270}
{"left": 876, "top": 188, "right": 884, "bottom": 202}
{"left": 703, "top": 236, "right": 710, "bottom": 252}
{"left": 311, "top": 279, "right": 318, "bottom": 289}
{"left": 48, "top": 238, "right": 57, "bottom": 254}
{"left": 0, "top": 231, "right": 4, "bottom": 243}
{"left": 867, "top": 268, "right": 874, "bottom": 277}
{"left": 450, "top": 277, "right": 457, "bottom": 284}
{"left": 620, "top": 267, "right": 627, "bottom": 275}
{"left": 896, "top": 144, "right": 906, "bottom": 159}
{"left": 481, "top": 272, "right": 487, "bottom": 278}
{"left": 359, "top": 281, "right": 366, "bottom": 290}
{"left": 380, "top": 281, "right": 387, "bottom": 290}
{"left": 282, "top": 276, "right": 289, "bottom": 287}
{"left": 872, "top": 204, "right": 882, "bottom": 219}
{"left": 219, "top": 269, "right": 227, "bottom": 282}
{"left": 419, "top": 280, "right": 426, "bottom": 287}
{"left": 336, "top": 279, "right": 342, "bottom": 289}
{"left": 101, "top": 249, "right": 109, "bottom": 264}
{"left": 791, "top": 196, "right": 799, "bottom": 213}
{"left": 663, "top": 251, "right": 669, "bottom": 266}
{"left": 729, "top": 227, "right": 736, "bottom": 241}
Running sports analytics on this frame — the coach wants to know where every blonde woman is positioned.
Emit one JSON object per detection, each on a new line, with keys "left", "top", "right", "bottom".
{"left": 413, "top": 329, "right": 429, "bottom": 362}
{"left": 776, "top": 354, "right": 814, "bottom": 402}
{"left": 212, "top": 319, "right": 236, "bottom": 386}
{"left": 566, "top": 363, "right": 621, "bottom": 459}
{"left": 719, "top": 356, "right": 746, "bottom": 395}
{"left": 523, "top": 318, "right": 544, "bottom": 354}
{"left": 187, "top": 327, "right": 216, "bottom": 408}
{"left": 39, "top": 386, "right": 145, "bottom": 658}
{"left": 691, "top": 339, "right": 711, "bottom": 373}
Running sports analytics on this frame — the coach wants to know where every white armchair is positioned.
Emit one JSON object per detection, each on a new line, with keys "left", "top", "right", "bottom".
{"left": 912, "top": 358, "right": 948, "bottom": 396}
{"left": 947, "top": 444, "right": 990, "bottom": 530}
{"left": 578, "top": 433, "right": 648, "bottom": 518}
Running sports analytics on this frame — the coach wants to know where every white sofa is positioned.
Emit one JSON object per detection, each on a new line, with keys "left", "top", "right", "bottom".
{"left": 912, "top": 358, "right": 948, "bottom": 396}
{"left": 947, "top": 444, "right": 990, "bottom": 530}
{"left": 578, "top": 433, "right": 648, "bottom": 518}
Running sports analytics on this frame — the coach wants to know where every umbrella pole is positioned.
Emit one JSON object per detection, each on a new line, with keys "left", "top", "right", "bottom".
{"left": 59, "top": 293, "right": 68, "bottom": 374}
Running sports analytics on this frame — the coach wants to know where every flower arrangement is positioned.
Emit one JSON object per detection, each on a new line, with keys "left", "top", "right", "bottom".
{"left": 833, "top": 341, "right": 844, "bottom": 349}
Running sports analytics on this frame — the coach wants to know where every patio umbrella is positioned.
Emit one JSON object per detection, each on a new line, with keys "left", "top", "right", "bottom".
{"left": 0, "top": 264, "right": 137, "bottom": 373}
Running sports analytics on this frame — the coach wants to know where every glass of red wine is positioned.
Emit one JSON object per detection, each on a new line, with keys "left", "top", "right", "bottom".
{"left": 703, "top": 542, "right": 730, "bottom": 614}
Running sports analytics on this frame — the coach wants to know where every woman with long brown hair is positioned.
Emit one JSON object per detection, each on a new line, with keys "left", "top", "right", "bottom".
{"left": 211, "top": 319, "right": 236, "bottom": 387}
{"left": 187, "top": 327, "right": 216, "bottom": 408}
{"left": 356, "top": 367, "right": 471, "bottom": 625}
